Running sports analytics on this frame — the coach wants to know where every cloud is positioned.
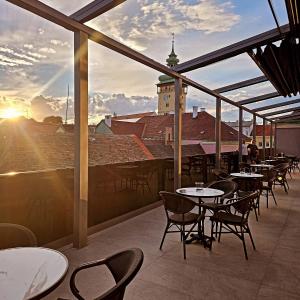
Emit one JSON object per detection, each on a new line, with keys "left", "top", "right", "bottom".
{"left": 91, "top": 0, "right": 240, "bottom": 51}
{"left": 29, "top": 93, "right": 157, "bottom": 123}
{"left": 39, "top": 47, "right": 56, "bottom": 54}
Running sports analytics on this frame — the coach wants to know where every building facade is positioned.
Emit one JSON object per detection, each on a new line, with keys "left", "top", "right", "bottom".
{"left": 157, "top": 36, "right": 187, "bottom": 114}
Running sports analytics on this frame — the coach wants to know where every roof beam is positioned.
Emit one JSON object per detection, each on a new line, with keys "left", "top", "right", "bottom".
{"left": 5, "top": 0, "right": 181, "bottom": 78}
{"left": 238, "top": 92, "right": 280, "bottom": 105}
{"left": 214, "top": 76, "right": 268, "bottom": 93}
{"left": 252, "top": 98, "right": 300, "bottom": 112}
{"left": 261, "top": 106, "right": 300, "bottom": 117}
{"left": 268, "top": 0, "right": 283, "bottom": 35}
{"left": 70, "top": 0, "right": 126, "bottom": 23}
{"left": 173, "top": 24, "right": 290, "bottom": 73}
{"left": 5, "top": 0, "right": 271, "bottom": 122}
{"left": 273, "top": 113, "right": 300, "bottom": 122}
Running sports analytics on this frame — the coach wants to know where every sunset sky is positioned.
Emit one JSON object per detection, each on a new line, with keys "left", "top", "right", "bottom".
{"left": 0, "top": 0, "right": 296, "bottom": 124}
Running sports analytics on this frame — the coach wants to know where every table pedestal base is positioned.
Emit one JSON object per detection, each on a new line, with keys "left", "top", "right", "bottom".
{"left": 186, "top": 233, "right": 212, "bottom": 248}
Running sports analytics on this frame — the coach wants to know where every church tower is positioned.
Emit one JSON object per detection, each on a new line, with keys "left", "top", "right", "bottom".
{"left": 157, "top": 34, "right": 187, "bottom": 115}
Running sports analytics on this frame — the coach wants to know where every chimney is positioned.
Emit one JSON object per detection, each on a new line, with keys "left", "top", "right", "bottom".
{"left": 200, "top": 107, "right": 205, "bottom": 112}
{"left": 165, "top": 127, "right": 173, "bottom": 145}
{"left": 192, "top": 106, "right": 198, "bottom": 118}
{"left": 104, "top": 115, "right": 112, "bottom": 127}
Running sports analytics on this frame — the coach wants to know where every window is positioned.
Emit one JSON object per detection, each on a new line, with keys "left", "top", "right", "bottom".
{"left": 266, "top": 142, "right": 270, "bottom": 147}
{"left": 259, "top": 142, "right": 262, "bottom": 147}
{"left": 166, "top": 103, "right": 169, "bottom": 107}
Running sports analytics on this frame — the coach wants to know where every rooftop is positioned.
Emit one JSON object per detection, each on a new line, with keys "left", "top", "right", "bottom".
{"left": 138, "top": 111, "right": 249, "bottom": 142}
{"left": 0, "top": 132, "right": 153, "bottom": 174}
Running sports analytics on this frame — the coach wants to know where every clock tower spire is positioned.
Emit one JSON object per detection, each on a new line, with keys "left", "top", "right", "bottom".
{"left": 157, "top": 34, "right": 187, "bottom": 115}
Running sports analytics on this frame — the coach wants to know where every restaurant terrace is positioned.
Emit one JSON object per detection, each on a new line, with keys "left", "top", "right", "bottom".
{"left": 1, "top": 0, "right": 300, "bottom": 299}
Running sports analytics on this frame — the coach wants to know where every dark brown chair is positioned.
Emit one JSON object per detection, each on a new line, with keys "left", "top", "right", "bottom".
{"left": 68, "top": 248, "right": 143, "bottom": 300}
{"left": 273, "top": 162, "right": 290, "bottom": 193}
{"left": 260, "top": 169, "right": 277, "bottom": 208}
{"left": 210, "top": 192, "right": 258, "bottom": 259}
{"left": 207, "top": 180, "right": 238, "bottom": 204}
{"left": 212, "top": 168, "right": 231, "bottom": 180}
{"left": 0, "top": 223, "right": 37, "bottom": 249}
{"left": 159, "top": 191, "right": 205, "bottom": 259}
{"left": 232, "top": 177, "right": 262, "bottom": 221}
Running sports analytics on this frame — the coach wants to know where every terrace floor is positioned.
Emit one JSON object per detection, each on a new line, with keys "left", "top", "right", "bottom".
{"left": 47, "top": 172, "right": 300, "bottom": 300}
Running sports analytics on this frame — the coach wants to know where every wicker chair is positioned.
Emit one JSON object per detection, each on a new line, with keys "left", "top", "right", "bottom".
{"left": 273, "top": 162, "right": 290, "bottom": 193}
{"left": 206, "top": 180, "right": 238, "bottom": 204}
{"left": 67, "top": 248, "right": 143, "bottom": 300}
{"left": 210, "top": 192, "right": 258, "bottom": 259}
{"left": 260, "top": 169, "right": 277, "bottom": 208}
{"left": 159, "top": 191, "right": 205, "bottom": 259}
{"left": 232, "top": 177, "right": 262, "bottom": 221}
{"left": 212, "top": 168, "right": 231, "bottom": 180}
{"left": 0, "top": 223, "right": 37, "bottom": 249}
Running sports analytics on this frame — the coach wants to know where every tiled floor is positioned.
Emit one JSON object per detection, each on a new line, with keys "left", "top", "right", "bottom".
{"left": 47, "top": 172, "right": 300, "bottom": 299}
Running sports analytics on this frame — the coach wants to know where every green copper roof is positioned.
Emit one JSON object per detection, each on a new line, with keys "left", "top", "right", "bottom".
{"left": 158, "top": 74, "right": 175, "bottom": 84}
{"left": 166, "top": 34, "right": 179, "bottom": 67}
{"left": 158, "top": 34, "right": 179, "bottom": 83}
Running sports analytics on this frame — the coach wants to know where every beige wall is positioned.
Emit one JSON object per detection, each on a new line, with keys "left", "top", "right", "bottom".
{"left": 157, "top": 84, "right": 186, "bottom": 114}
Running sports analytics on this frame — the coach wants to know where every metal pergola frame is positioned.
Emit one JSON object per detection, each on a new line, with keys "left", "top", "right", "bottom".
{"left": 5, "top": 0, "right": 299, "bottom": 247}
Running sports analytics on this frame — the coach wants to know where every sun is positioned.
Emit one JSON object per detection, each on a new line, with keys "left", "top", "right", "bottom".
{"left": 0, "top": 107, "right": 23, "bottom": 119}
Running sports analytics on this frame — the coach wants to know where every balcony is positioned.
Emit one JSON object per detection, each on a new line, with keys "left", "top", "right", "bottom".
{"left": 37, "top": 170, "right": 300, "bottom": 299}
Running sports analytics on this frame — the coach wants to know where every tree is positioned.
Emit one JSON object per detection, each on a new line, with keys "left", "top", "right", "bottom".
{"left": 43, "top": 116, "right": 63, "bottom": 124}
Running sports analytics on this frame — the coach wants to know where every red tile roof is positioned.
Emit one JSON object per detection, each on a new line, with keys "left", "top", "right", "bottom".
{"left": 112, "top": 111, "right": 156, "bottom": 120}
{"left": 111, "top": 120, "right": 145, "bottom": 138}
{"left": 200, "top": 143, "right": 238, "bottom": 155}
{"left": 138, "top": 111, "right": 249, "bottom": 141}
{"left": 145, "top": 143, "right": 205, "bottom": 159}
{"left": 0, "top": 132, "right": 153, "bottom": 174}
{"left": 255, "top": 125, "right": 273, "bottom": 136}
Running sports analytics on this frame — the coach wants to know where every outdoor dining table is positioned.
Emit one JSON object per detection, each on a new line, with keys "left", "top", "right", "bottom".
{"left": 176, "top": 187, "right": 224, "bottom": 248}
{"left": 250, "top": 164, "right": 274, "bottom": 171}
{"left": 230, "top": 172, "right": 264, "bottom": 178}
{"left": 0, "top": 247, "right": 68, "bottom": 300}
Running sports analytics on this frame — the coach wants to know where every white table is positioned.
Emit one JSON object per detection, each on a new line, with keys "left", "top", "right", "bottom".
{"left": 0, "top": 247, "right": 68, "bottom": 300}
{"left": 176, "top": 187, "right": 224, "bottom": 200}
{"left": 176, "top": 187, "right": 224, "bottom": 247}
{"left": 250, "top": 164, "right": 274, "bottom": 169}
{"left": 230, "top": 172, "right": 264, "bottom": 178}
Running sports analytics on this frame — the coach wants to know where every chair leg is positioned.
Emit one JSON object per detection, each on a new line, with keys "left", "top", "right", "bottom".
{"left": 283, "top": 181, "right": 288, "bottom": 194}
{"left": 240, "top": 226, "right": 248, "bottom": 260}
{"left": 180, "top": 225, "right": 183, "bottom": 241}
{"left": 285, "top": 179, "right": 289, "bottom": 190}
{"left": 253, "top": 205, "right": 258, "bottom": 222}
{"left": 182, "top": 225, "right": 186, "bottom": 259}
{"left": 247, "top": 225, "right": 256, "bottom": 250}
{"left": 218, "top": 222, "right": 223, "bottom": 242}
{"left": 159, "top": 223, "right": 169, "bottom": 250}
{"left": 271, "top": 189, "right": 277, "bottom": 206}
{"left": 210, "top": 220, "right": 214, "bottom": 251}
{"left": 266, "top": 190, "right": 269, "bottom": 208}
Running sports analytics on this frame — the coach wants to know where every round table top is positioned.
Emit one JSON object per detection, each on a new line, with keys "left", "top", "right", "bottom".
{"left": 176, "top": 187, "right": 224, "bottom": 198}
{"left": 250, "top": 164, "right": 274, "bottom": 168}
{"left": 0, "top": 247, "right": 68, "bottom": 300}
{"left": 230, "top": 172, "right": 264, "bottom": 178}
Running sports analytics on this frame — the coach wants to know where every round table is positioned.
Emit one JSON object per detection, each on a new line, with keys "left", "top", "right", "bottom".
{"left": 0, "top": 247, "right": 68, "bottom": 300}
{"left": 176, "top": 187, "right": 224, "bottom": 200}
{"left": 176, "top": 187, "right": 224, "bottom": 247}
{"left": 250, "top": 164, "right": 274, "bottom": 169}
{"left": 230, "top": 172, "right": 264, "bottom": 178}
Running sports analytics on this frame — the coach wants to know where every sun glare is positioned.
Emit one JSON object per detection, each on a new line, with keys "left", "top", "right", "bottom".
{"left": 0, "top": 108, "right": 22, "bottom": 119}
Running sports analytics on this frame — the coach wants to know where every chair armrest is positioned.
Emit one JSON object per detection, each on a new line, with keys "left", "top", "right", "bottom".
{"left": 70, "top": 259, "right": 107, "bottom": 299}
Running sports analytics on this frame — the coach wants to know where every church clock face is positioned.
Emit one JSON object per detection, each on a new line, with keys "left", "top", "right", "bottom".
{"left": 163, "top": 94, "right": 169, "bottom": 102}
